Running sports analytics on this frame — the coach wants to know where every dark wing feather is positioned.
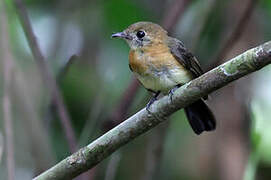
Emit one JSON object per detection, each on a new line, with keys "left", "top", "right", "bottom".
{"left": 167, "top": 37, "right": 207, "bottom": 101}
{"left": 167, "top": 37, "right": 203, "bottom": 78}
{"left": 167, "top": 38, "right": 215, "bottom": 134}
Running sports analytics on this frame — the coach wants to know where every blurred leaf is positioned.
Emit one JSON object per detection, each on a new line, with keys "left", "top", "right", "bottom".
{"left": 261, "top": 0, "right": 271, "bottom": 14}
{"left": 251, "top": 100, "right": 271, "bottom": 164}
{"left": 103, "top": 0, "right": 152, "bottom": 31}
{"left": 60, "top": 63, "right": 98, "bottom": 128}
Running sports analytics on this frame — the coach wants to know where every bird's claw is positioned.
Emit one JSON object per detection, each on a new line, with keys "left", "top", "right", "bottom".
{"left": 146, "top": 91, "right": 160, "bottom": 113}
{"left": 169, "top": 85, "right": 181, "bottom": 102}
{"left": 146, "top": 96, "right": 157, "bottom": 112}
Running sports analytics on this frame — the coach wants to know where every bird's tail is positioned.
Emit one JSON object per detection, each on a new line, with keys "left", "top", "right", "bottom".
{"left": 184, "top": 99, "right": 216, "bottom": 135}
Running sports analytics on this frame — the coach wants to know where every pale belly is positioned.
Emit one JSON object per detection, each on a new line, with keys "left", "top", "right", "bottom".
{"left": 134, "top": 67, "right": 193, "bottom": 93}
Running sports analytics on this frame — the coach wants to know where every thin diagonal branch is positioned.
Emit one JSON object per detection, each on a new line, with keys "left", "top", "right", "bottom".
{"left": 161, "top": 0, "right": 191, "bottom": 32}
{"left": 34, "top": 41, "right": 271, "bottom": 180}
{"left": 12, "top": 0, "right": 77, "bottom": 152}
{"left": 2, "top": 89, "right": 15, "bottom": 180}
{"left": 141, "top": 123, "right": 169, "bottom": 180}
{"left": 1, "top": 4, "right": 15, "bottom": 180}
{"left": 104, "top": 151, "right": 121, "bottom": 180}
{"left": 208, "top": 0, "right": 258, "bottom": 70}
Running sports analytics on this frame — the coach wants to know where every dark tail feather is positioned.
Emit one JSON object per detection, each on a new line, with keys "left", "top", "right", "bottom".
{"left": 184, "top": 99, "right": 216, "bottom": 135}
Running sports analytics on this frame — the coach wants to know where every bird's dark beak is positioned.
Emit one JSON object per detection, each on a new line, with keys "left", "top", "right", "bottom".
{"left": 111, "top": 32, "right": 132, "bottom": 40}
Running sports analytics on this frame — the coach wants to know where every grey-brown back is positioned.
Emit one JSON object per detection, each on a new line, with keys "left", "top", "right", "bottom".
{"left": 167, "top": 37, "right": 203, "bottom": 78}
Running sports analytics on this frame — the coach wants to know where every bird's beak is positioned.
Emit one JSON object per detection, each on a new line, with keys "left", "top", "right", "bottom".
{"left": 111, "top": 32, "right": 132, "bottom": 40}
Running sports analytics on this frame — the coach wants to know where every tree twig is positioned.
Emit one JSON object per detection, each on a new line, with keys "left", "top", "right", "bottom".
{"left": 208, "top": 0, "right": 258, "bottom": 70}
{"left": 34, "top": 41, "right": 271, "bottom": 180}
{"left": 104, "top": 151, "right": 122, "bottom": 180}
{"left": 141, "top": 123, "right": 169, "bottom": 180}
{"left": 1, "top": 4, "right": 15, "bottom": 180}
{"left": 2, "top": 87, "right": 15, "bottom": 180}
{"left": 161, "top": 0, "right": 191, "bottom": 32}
{"left": 0, "top": 132, "right": 3, "bottom": 164}
{"left": 12, "top": 0, "right": 77, "bottom": 152}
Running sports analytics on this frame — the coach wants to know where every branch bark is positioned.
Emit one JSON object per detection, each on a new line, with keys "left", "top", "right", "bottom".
{"left": 34, "top": 41, "right": 271, "bottom": 180}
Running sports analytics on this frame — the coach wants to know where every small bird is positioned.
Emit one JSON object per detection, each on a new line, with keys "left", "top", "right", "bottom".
{"left": 112, "top": 21, "right": 216, "bottom": 135}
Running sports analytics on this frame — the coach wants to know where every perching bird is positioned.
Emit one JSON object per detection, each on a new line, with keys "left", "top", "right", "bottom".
{"left": 112, "top": 21, "right": 216, "bottom": 135}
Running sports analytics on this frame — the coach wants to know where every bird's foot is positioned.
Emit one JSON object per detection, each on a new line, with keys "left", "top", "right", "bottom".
{"left": 146, "top": 91, "right": 160, "bottom": 112}
{"left": 169, "top": 84, "right": 181, "bottom": 102}
{"left": 146, "top": 97, "right": 157, "bottom": 112}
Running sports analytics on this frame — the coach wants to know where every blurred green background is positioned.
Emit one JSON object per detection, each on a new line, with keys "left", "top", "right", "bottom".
{"left": 1, "top": 0, "right": 271, "bottom": 179}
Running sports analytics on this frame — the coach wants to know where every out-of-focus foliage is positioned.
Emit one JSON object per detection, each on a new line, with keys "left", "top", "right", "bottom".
{"left": 1, "top": 0, "right": 271, "bottom": 179}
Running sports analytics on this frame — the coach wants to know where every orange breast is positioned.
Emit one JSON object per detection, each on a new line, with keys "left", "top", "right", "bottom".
{"left": 128, "top": 44, "right": 193, "bottom": 92}
{"left": 129, "top": 50, "right": 147, "bottom": 75}
{"left": 129, "top": 44, "right": 183, "bottom": 75}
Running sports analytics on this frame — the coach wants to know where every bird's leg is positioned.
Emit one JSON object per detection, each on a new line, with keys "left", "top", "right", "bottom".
{"left": 169, "top": 84, "right": 181, "bottom": 102}
{"left": 146, "top": 91, "right": 161, "bottom": 112}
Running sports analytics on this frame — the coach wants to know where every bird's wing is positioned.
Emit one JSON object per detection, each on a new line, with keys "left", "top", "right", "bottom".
{"left": 167, "top": 37, "right": 203, "bottom": 78}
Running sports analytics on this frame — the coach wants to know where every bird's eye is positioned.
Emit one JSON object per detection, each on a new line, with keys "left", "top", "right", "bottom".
{"left": 136, "top": 31, "right": 145, "bottom": 38}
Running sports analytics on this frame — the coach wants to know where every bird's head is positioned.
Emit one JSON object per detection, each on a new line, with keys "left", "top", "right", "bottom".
{"left": 112, "top": 21, "right": 168, "bottom": 49}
